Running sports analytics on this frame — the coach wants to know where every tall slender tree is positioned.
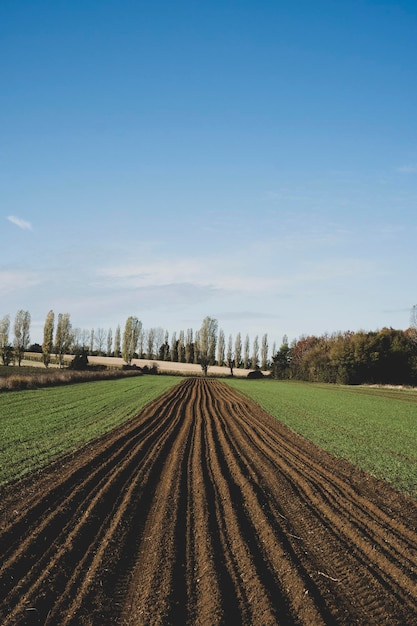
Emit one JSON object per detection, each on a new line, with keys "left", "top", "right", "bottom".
{"left": 170, "top": 331, "right": 177, "bottom": 362}
{"left": 55, "top": 313, "right": 72, "bottom": 368}
{"left": 199, "top": 316, "right": 218, "bottom": 375}
{"left": 185, "top": 328, "right": 193, "bottom": 363}
{"left": 194, "top": 330, "right": 200, "bottom": 364}
{"left": 227, "top": 333, "right": 234, "bottom": 376}
{"left": 114, "top": 325, "right": 121, "bottom": 358}
{"left": 178, "top": 330, "right": 185, "bottom": 363}
{"left": 261, "top": 333, "right": 269, "bottom": 370}
{"left": 146, "top": 328, "right": 156, "bottom": 359}
{"left": 14, "top": 309, "right": 31, "bottom": 366}
{"left": 122, "top": 316, "right": 141, "bottom": 364}
{"left": 234, "top": 332, "right": 242, "bottom": 369}
{"left": 42, "top": 310, "right": 54, "bottom": 367}
{"left": 217, "top": 328, "right": 225, "bottom": 366}
{"left": 0, "top": 314, "right": 11, "bottom": 365}
{"left": 106, "top": 328, "right": 113, "bottom": 356}
{"left": 252, "top": 335, "right": 259, "bottom": 370}
{"left": 243, "top": 334, "right": 250, "bottom": 369}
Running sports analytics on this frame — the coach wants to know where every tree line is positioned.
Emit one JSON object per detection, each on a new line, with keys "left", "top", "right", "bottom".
{"left": 271, "top": 327, "right": 417, "bottom": 385}
{"left": 2, "top": 308, "right": 416, "bottom": 383}
{"left": 0, "top": 310, "right": 271, "bottom": 375}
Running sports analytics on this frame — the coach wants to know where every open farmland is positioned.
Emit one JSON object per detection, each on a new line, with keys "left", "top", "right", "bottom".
{"left": 1, "top": 378, "right": 417, "bottom": 625}
{"left": 225, "top": 378, "right": 417, "bottom": 498}
{"left": 0, "top": 375, "right": 182, "bottom": 485}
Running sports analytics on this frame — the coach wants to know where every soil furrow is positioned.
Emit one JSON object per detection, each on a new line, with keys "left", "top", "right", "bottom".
{"left": 1, "top": 377, "right": 417, "bottom": 625}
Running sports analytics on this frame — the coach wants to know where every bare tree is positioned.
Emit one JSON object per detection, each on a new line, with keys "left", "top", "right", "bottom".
{"left": 14, "top": 309, "right": 31, "bottom": 366}
{"left": 95, "top": 328, "right": 106, "bottom": 356}
{"left": 154, "top": 327, "right": 165, "bottom": 359}
{"left": 89, "top": 329, "right": 94, "bottom": 355}
{"left": 42, "top": 310, "right": 54, "bottom": 367}
{"left": 170, "top": 331, "right": 177, "bottom": 362}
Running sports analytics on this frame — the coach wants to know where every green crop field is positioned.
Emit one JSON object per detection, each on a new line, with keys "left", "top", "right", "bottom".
{"left": 0, "top": 375, "right": 182, "bottom": 486}
{"left": 225, "top": 378, "right": 417, "bottom": 497}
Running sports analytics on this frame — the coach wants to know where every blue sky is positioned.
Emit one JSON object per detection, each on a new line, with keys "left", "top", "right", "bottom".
{"left": 2, "top": 0, "right": 417, "bottom": 350}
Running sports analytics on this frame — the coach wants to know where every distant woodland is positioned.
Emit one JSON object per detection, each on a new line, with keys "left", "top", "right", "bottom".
{"left": 1, "top": 309, "right": 417, "bottom": 385}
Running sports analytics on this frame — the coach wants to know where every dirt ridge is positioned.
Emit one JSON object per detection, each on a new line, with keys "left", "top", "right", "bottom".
{"left": 1, "top": 378, "right": 416, "bottom": 625}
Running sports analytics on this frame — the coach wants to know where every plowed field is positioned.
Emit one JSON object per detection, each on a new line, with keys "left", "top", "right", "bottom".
{"left": 1, "top": 378, "right": 417, "bottom": 625}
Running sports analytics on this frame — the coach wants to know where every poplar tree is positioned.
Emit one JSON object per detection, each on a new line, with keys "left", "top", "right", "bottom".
{"left": 252, "top": 335, "right": 259, "bottom": 370}
{"left": 243, "top": 334, "right": 250, "bottom": 369}
{"left": 199, "top": 316, "right": 218, "bottom": 375}
{"left": 106, "top": 328, "right": 113, "bottom": 356}
{"left": 194, "top": 330, "right": 200, "bottom": 364}
{"left": 122, "top": 316, "right": 141, "bottom": 364}
{"left": 114, "top": 325, "right": 121, "bottom": 357}
{"left": 261, "top": 333, "right": 269, "bottom": 370}
{"left": 217, "top": 328, "right": 225, "bottom": 366}
{"left": 14, "top": 309, "right": 31, "bottom": 366}
{"left": 170, "top": 331, "right": 177, "bottom": 362}
{"left": 234, "top": 332, "right": 242, "bottom": 368}
{"left": 0, "top": 314, "right": 11, "bottom": 365}
{"left": 227, "top": 333, "right": 234, "bottom": 376}
{"left": 146, "top": 328, "right": 156, "bottom": 359}
{"left": 55, "top": 313, "right": 72, "bottom": 368}
{"left": 42, "top": 310, "right": 54, "bottom": 367}
{"left": 185, "top": 328, "right": 193, "bottom": 363}
{"left": 178, "top": 330, "right": 185, "bottom": 362}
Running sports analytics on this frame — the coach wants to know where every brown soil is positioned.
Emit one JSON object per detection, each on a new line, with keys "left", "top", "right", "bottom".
{"left": 1, "top": 378, "right": 417, "bottom": 625}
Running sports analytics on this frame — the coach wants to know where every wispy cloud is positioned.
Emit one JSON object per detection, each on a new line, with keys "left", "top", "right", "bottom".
{"left": 0, "top": 269, "right": 41, "bottom": 296}
{"left": 395, "top": 164, "right": 417, "bottom": 174}
{"left": 7, "top": 215, "right": 33, "bottom": 230}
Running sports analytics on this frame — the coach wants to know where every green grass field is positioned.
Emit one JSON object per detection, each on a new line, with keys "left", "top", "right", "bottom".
{"left": 0, "top": 375, "right": 182, "bottom": 486}
{"left": 225, "top": 378, "right": 417, "bottom": 497}
{"left": 2, "top": 375, "right": 416, "bottom": 498}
